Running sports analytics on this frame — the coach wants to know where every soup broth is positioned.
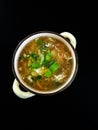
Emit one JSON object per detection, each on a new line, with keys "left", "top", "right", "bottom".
{"left": 18, "top": 37, "right": 73, "bottom": 92}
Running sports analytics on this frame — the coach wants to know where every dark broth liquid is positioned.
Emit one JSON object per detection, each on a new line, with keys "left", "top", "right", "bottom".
{"left": 18, "top": 37, "right": 73, "bottom": 91}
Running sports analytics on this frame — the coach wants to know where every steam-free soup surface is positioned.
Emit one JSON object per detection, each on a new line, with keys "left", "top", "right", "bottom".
{"left": 18, "top": 37, "right": 73, "bottom": 92}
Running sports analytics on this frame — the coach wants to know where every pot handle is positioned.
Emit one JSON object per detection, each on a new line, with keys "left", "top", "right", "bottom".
{"left": 60, "top": 32, "right": 77, "bottom": 49}
{"left": 12, "top": 79, "right": 35, "bottom": 99}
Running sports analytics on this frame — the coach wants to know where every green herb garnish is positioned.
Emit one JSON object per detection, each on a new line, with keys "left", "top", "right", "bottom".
{"left": 29, "top": 53, "right": 37, "bottom": 62}
{"left": 45, "top": 50, "right": 51, "bottom": 61}
{"left": 29, "top": 63, "right": 39, "bottom": 69}
{"left": 44, "top": 70, "right": 52, "bottom": 77}
{"left": 37, "top": 39, "right": 44, "bottom": 44}
{"left": 49, "top": 62, "right": 59, "bottom": 73}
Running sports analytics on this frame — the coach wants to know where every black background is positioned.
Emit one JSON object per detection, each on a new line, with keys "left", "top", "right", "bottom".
{"left": 0, "top": 0, "right": 97, "bottom": 129}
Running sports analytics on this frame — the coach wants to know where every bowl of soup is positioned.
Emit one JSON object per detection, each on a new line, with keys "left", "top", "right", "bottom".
{"left": 12, "top": 31, "right": 78, "bottom": 98}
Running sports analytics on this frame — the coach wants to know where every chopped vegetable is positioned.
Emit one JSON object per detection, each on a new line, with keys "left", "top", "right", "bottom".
{"left": 27, "top": 75, "right": 33, "bottom": 83}
{"left": 36, "top": 75, "right": 42, "bottom": 80}
{"left": 29, "top": 63, "right": 39, "bottom": 69}
{"left": 31, "top": 75, "right": 42, "bottom": 81}
{"left": 29, "top": 53, "right": 37, "bottom": 58}
{"left": 40, "top": 44, "right": 48, "bottom": 51}
{"left": 37, "top": 39, "right": 44, "bottom": 44}
{"left": 44, "top": 70, "right": 52, "bottom": 77}
{"left": 20, "top": 39, "right": 59, "bottom": 79}
{"left": 34, "top": 67, "right": 47, "bottom": 75}
{"left": 49, "top": 62, "right": 59, "bottom": 73}
{"left": 29, "top": 53, "right": 37, "bottom": 62}
{"left": 37, "top": 54, "right": 44, "bottom": 65}
{"left": 31, "top": 71, "right": 38, "bottom": 77}
{"left": 45, "top": 50, "right": 51, "bottom": 61}
{"left": 44, "top": 62, "right": 59, "bottom": 77}
{"left": 44, "top": 60, "right": 54, "bottom": 68}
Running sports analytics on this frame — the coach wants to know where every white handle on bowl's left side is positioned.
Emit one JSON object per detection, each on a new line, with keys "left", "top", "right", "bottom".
{"left": 12, "top": 79, "right": 35, "bottom": 99}
{"left": 60, "top": 32, "right": 77, "bottom": 49}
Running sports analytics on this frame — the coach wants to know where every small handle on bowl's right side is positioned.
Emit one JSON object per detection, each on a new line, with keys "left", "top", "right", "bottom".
{"left": 60, "top": 32, "right": 77, "bottom": 49}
